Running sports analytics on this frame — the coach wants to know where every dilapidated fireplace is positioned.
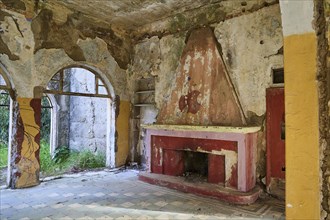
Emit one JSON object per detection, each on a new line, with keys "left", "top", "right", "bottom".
{"left": 139, "top": 28, "right": 261, "bottom": 204}
{"left": 139, "top": 125, "right": 260, "bottom": 204}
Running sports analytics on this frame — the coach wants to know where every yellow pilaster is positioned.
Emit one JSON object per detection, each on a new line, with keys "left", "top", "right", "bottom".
{"left": 115, "top": 100, "right": 130, "bottom": 166}
{"left": 284, "top": 33, "right": 320, "bottom": 219}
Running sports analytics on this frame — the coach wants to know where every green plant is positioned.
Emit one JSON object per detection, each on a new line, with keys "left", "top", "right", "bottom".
{"left": 53, "top": 146, "right": 70, "bottom": 163}
{"left": 0, "top": 143, "right": 8, "bottom": 168}
{"left": 39, "top": 140, "right": 56, "bottom": 173}
{"left": 39, "top": 141, "right": 74, "bottom": 175}
{"left": 39, "top": 141, "right": 106, "bottom": 177}
{"left": 76, "top": 150, "right": 105, "bottom": 169}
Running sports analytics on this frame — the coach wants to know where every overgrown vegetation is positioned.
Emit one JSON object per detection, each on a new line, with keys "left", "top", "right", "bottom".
{"left": 0, "top": 91, "right": 9, "bottom": 168}
{"left": 40, "top": 141, "right": 106, "bottom": 176}
{"left": 75, "top": 150, "right": 106, "bottom": 169}
{"left": 1, "top": 141, "right": 106, "bottom": 175}
{"left": 0, "top": 92, "right": 9, "bottom": 147}
{"left": 0, "top": 143, "right": 8, "bottom": 168}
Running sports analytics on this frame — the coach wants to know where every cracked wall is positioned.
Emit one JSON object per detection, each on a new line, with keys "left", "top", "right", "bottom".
{"left": 67, "top": 68, "right": 108, "bottom": 154}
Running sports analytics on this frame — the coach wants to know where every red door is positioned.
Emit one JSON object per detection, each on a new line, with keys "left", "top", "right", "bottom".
{"left": 266, "top": 87, "right": 285, "bottom": 186}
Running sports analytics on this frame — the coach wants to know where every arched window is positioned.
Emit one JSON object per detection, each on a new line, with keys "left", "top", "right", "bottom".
{"left": 45, "top": 67, "right": 111, "bottom": 98}
{"left": 0, "top": 66, "right": 15, "bottom": 186}
{"left": 0, "top": 73, "right": 11, "bottom": 155}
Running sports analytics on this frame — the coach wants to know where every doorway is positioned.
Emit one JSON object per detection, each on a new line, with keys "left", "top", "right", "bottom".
{"left": 266, "top": 87, "right": 285, "bottom": 198}
{"left": 43, "top": 66, "right": 115, "bottom": 170}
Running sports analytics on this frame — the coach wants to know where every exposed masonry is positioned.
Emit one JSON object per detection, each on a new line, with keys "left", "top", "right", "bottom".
{"left": 314, "top": 0, "right": 330, "bottom": 218}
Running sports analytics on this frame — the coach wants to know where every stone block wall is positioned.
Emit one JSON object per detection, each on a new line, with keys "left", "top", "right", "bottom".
{"left": 52, "top": 68, "right": 108, "bottom": 154}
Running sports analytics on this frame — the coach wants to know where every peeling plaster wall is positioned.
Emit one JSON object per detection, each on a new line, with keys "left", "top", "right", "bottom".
{"left": 0, "top": 9, "right": 130, "bottom": 172}
{"left": 130, "top": 5, "right": 283, "bottom": 122}
{"left": 129, "top": 5, "right": 283, "bottom": 176}
{"left": 214, "top": 4, "right": 283, "bottom": 118}
{"left": 0, "top": 10, "right": 35, "bottom": 97}
{"left": 128, "top": 34, "right": 186, "bottom": 164}
{"left": 128, "top": 35, "right": 186, "bottom": 110}
{"left": 157, "top": 27, "right": 246, "bottom": 126}
{"left": 0, "top": 10, "right": 129, "bottom": 100}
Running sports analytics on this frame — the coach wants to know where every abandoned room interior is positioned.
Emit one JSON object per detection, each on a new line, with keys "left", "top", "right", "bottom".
{"left": 0, "top": 0, "right": 329, "bottom": 219}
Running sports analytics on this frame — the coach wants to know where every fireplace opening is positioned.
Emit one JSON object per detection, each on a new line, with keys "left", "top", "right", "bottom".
{"left": 183, "top": 151, "right": 208, "bottom": 182}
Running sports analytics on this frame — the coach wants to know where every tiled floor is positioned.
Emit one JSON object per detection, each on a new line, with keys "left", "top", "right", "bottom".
{"left": 0, "top": 170, "right": 285, "bottom": 219}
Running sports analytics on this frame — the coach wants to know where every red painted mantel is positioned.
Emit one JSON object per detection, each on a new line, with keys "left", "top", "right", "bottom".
{"left": 139, "top": 124, "right": 261, "bottom": 204}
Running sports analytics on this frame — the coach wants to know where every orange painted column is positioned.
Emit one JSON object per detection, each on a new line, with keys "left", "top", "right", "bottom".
{"left": 10, "top": 98, "right": 41, "bottom": 188}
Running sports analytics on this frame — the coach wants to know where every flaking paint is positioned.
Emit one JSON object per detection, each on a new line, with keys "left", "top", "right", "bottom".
{"left": 13, "top": 98, "right": 41, "bottom": 188}
{"left": 157, "top": 28, "right": 246, "bottom": 126}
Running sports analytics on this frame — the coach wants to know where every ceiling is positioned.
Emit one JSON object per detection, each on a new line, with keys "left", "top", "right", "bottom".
{"left": 46, "top": 0, "right": 224, "bottom": 32}
{"left": 1, "top": 0, "right": 278, "bottom": 40}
